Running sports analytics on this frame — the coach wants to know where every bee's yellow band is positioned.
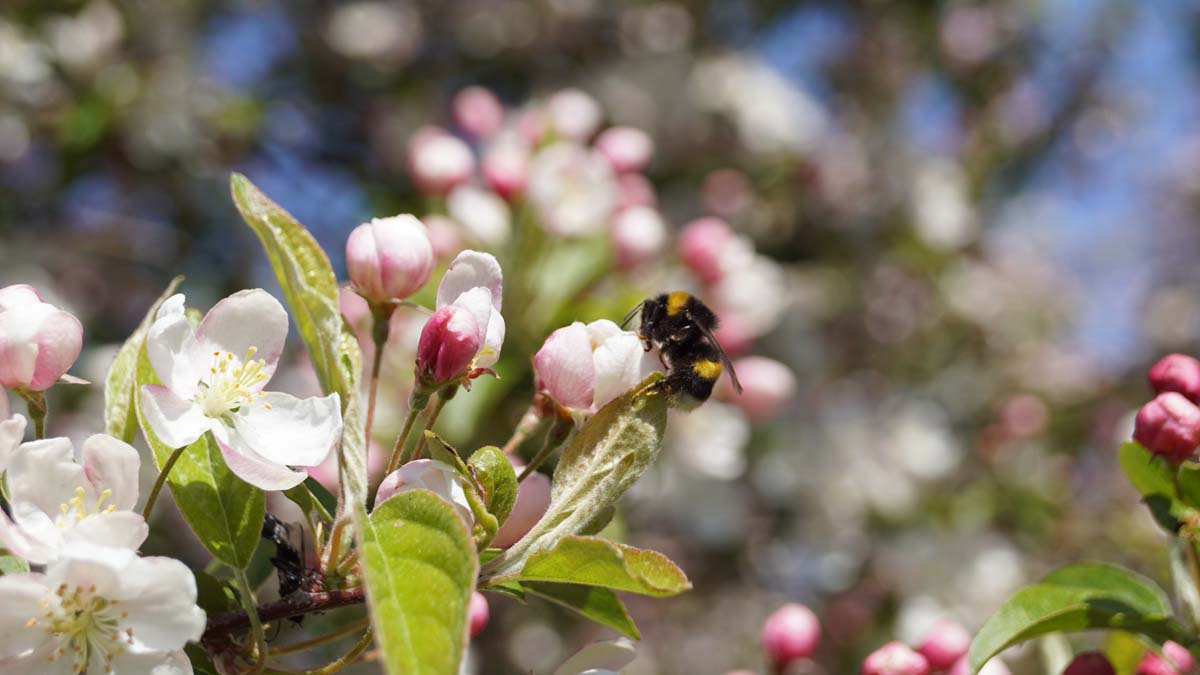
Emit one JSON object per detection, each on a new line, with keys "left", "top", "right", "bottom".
{"left": 666, "top": 291, "right": 690, "bottom": 316}
{"left": 692, "top": 359, "right": 722, "bottom": 380}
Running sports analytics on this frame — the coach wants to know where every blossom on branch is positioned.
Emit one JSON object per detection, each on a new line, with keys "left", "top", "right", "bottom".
{"left": 0, "top": 285, "right": 83, "bottom": 392}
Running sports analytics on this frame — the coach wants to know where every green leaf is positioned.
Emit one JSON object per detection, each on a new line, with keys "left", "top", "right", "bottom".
{"left": 484, "top": 581, "right": 526, "bottom": 602}
{"left": 482, "top": 375, "right": 668, "bottom": 580}
{"left": 1177, "top": 463, "right": 1200, "bottom": 510}
{"left": 1120, "top": 442, "right": 1177, "bottom": 499}
{"left": 510, "top": 535, "right": 690, "bottom": 597}
{"left": 0, "top": 554, "right": 29, "bottom": 575}
{"left": 104, "top": 275, "right": 183, "bottom": 442}
{"left": 468, "top": 446, "right": 518, "bottom": 525}
{"left": 357, "top": 491, "right": 478, "bottom": 675}
{"left": 283, "top": 479, "right": 334, "bottom": 527}
{"left": 525, "top": 582, "right": 641, "bottom": 639}
{"left": 194, "top": 570, "right": 236, "bottom": 615}
{"left": 968, "top": 562, "right": 1183, "bottom": 674}
{"left": 135, "top": 349, "right": 264, "bottom": 569}
{"left": 230, "top": 173, "right": 366, "bottom": 518}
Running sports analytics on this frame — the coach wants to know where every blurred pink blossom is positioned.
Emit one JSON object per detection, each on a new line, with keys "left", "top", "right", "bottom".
{"left": 916, "top": 620, "right": 971, "bottom": 672}
{"left": 595, "top": 126, "right": 653, "bottom": 174}
{"left": 861, "top": 642, "right": 930, "bottom": 675}
{"left": 609, "top": 206, "right": 667, "bottom": 269}
{"left": 528, "top": 142, "right": 617, "bottom": 236}
{"left": 482, "top": 134, "right": 531, "bottom": 201}
{"left": 453, "top": 86, "right": 505, "bottom": 139}
{"left": 546, "top": 88, "right": 602, "bottom": 141}
{"left": 407, "top": 126, "right": 474, "bottom": 195}
{"left": 719, "top": 356, "right": 796, "bottom": 421}
{"left": 761, "top": 603, "right": 820, "bottom": 672}
{"left": 468, "top": 591, "right": 490, "bottom": 637}
{"left": 615, "top": 172, "right": 658, "bottom": 209}
{"left": 1062, "top": 653, "right": 1115, "bottom": 675}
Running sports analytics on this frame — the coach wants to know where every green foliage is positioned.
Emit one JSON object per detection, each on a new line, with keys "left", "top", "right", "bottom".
{"left": 968, "top": 562, "right": 1184, "bottom": 674}
{"left": 468, "top": 446, "right": 518, "bottom": 526}
{"left": 1119, "top": 442, "right": 1196, "bottom": 531}
{"left": 135, "top": 349, "right": 264, "bottom": 569}
{"left": 357, "top": 492, "right": 478, "bottom": 675}
{"left": 511, "top": 535, "right": 691, "bottom": 597}
{"left": 524, "top": 582, "right": 641, "bottom": 639}
{"left": 0, "top": 554, "right": 28, "bottom": 575}
{"left": 103, "top": 275, "right": 183, "bottom": 442}
{"left": 483, "top": 375, "right": 668, "bottom": 580}
{"left": 230, "top": 173, "right": 366, "bottom": 518}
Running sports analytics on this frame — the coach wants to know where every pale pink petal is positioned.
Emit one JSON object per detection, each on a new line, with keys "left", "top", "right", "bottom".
{"left": 0, "top": 284, "right": 42, "bottom": 310}
{"left": 67, "top": 511, "right": 148, "bottom": 553}
{"left": 534, "top": 323, "right": 594, "bottom": 409}
{"left": 194, "top": 289, "right": 288, "bottom": 379}
{"left": 476, "top": 310, "right": 506, "bottom": 369}
{"left": 0, "top": 573, "right": 52, "bottom": 658}
{"left": 450, "top": 287, "right": 494, "bottom": 337}
{"left": 591, "top": 332, "right": 655, "bottom": 410}
{"left": 437, "top": 250, "right": 503, "bottom": 311}
{"left": 45, "top": 543, "right": 132, "bottom": 600}
{"left": 0, "top": 508, "right": 53, "bottom": 563}
{"left": 7, "top": 438, "right": 82, "bottom": 518}
{"left": 82, "top": 434, "right": 141, "bottom": 510}
{"left": 375, "top": 459, "right": 473, "bottom": 525}
{"left": 0, "top": 413, "right": 26, "bottom": 472}
{"left": 25, "top": 309, "right": 82, "bottom": 391}
{"left": 117, "top": 556, "right": 206, "bottom": 651}
{"left": 106, "top": 649, "right": 194, "bottom": 675}
{"left": 228, "top": 392, "right": 342, "bottom": 467}
{"left": 139, "top": 385, "right": 209, "bottom": 449}
{"left": 213, "top": 426, "right": 308, "bottom": 491}
{"left": 145, "top": 294, "right": 200, "bottom": 398}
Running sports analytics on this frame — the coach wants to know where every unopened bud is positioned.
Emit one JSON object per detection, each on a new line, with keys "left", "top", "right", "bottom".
{"left": 416, "top": 305, "right": 485, "bottom": 386}
{"left": 345, "top": 215, "right": 434, "bottom": 303}
{"left": 0, "top": 285, "right": 83, "bottom": 391}
{"left": 468, "top": 591, "right": 490, "bottom": 637}
{"left": 1149, "top": 354, "right": 1200, "bottom": 403}
{"left": 1135, "top": 641, "right": 1195, "bottom": 675}
{"left": 761, "top": 603, "right": 820, "bottom": 671}
{"left": 861, "top": 642, "right": 930, "bottom": 675}
{"left": 916, "top": 621, "right": 971, "bottom": 671}
{"left": 1134, "top": 392, "right": 1200, "bottom": 463}
{"left": 1063, "top": 652, "right": 1116, "bottom": 675}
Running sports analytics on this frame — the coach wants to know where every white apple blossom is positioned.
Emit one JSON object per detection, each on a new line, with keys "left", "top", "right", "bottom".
{"left": 533, "top": 319, "right": 657, "bottom": 416}
{"left": 0, "top": 387, "right": 26, "bottom": 472}
{"left": 0, "top": 435, "right": 145, "bottom": 565}
{"left": 374, "top": 458, "right": 473, "bottom": 526}
{"left": 434, "top": 250, "right": 505, "bottom": 370}
{"left": 527, "top": 142, "right": 617, "bottom": 237}
{"left": 553, "top": 638, "right": 637, "bottom": 675}
{"left": 139, "top": 289, "right": 343, "bottom": 491}
{"left": 0, "top": 543, "right": 205, "bottom": 675}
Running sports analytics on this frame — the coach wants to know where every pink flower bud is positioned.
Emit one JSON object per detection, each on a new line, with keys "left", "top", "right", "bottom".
{"left": 719, "top": 356, "right": 796, "bottom": 421}
{"left": 1150, "top": 354, "right": 1200, "bottom": 403}
{"left": 375, "top": 458, "right": 473, "bottom": 525}
{"left": 595, "top": 126, "right": 654, "bottom": 174}
{"left": 917, "top": 621, "right": 971, "bottom": 671}
{"left": 1136, "top": 642, "right": 1195, "bottom": 675}
{"left": 468, "top": 591, "right": 490, "bottom": 637}
{"left": 346, "top": 215, "right": 434, "bottom": 302}
{"left": 861, "top": 642, "right": 930, "bottom": 675}
{"left": 0, "top": 285, "right": 83, "bottom": 391}
{"left": 407, "top": 126, "right": 474, "bottom": 195}
{"left": 762, "top": 603, "right": 820, "bottom": 671}
{"left": 616, "top": 172, "right": 657, "bottom": 209}
{"left": 483, "top": 136, "right": 530, "bottom": 201}
{"left": 453, "top": 86, "right": 505, "bottom": 139}
{"left": 547, "top": 88, "right": 602, "bottom": 141}
{"left": 678, "top": 217, "right": 736, "bottom": 285}
{"left": 609, "top": 206, "right": 667, "bottom": 270}
{"left": 1063, "top": 652, "right": 1116, "bottom": 675}
{"left": 1134, "top": 392, "right": 1200, "bottom": 463}
{"left": 416, "top": 304, "right": 485, "bottom": 385}
{"left": 492, "top": 461, "right": 551, "bottom": 548}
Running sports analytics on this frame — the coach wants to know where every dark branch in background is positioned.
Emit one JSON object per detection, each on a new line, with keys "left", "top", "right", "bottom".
{"left": 201, "top": 588, "right": 366, "bottom": 650}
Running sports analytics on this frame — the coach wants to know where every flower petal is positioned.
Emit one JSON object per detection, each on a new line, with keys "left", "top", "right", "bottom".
{"left": 534, "top": 322, "right": 594, "bottom": 409}
{"left": 194, "top": 289, "right": 288, "bottom": 379}
{"left": 145, "top": 294, "right": 200, "bottom": 399}
{"left": 7, "top": 438, "right": 82, "bottom": 518}
{"left": 477, "top": 310, "right": 506, "bottom": 369}
{"left": 139, "top": 385, "right": 209, "bottom": 449}
{"left": 105, "top": 649, "right": 194, "bottom": 675}
{"left": 213, "top": 425, "right": 309, "bottom": 490}
{"left": 591, "top": 332, "right": 656, "bottom": 411}
{"left": 27, "top": 308, "right": 82, "bottom": 391}
{"left": 0, "top": 508, "right": 55, "bottom": 564}
{"left": 0, "top": 573, "right": 51, "bottom": 658}
{"left": 117, "top": 556, "right": 206, "bottom": 652}
{"left": 82, "top": 434, "right": 141, "bottom": 511}
{"left": 437, "top": 250, "right": 503, "bottom": 311}
{"left": 0, "top": 412, "right": 26, "bottom": 472}
{"left": 553, "top": 638, "right": 638, "bottom": 675}
{"left": 229, "top": 392, "right": 342, "bottom": 468}
{"left": 67, "top": 511, "right": 149, "bottom": 554}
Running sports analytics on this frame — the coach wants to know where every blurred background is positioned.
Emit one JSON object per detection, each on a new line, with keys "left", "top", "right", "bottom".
{"left": 2, "top": 0, "right": 1197, "bottom": 673}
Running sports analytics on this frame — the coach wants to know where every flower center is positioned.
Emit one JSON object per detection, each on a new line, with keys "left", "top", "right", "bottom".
{"left": 28, "top": 583, "right": 133, "bottom": 672}
{"left": 57, "top": 487, "right": 116, "bottom": 527}
{"left": 194, "top": 347, "right": 270, "bottom": 418}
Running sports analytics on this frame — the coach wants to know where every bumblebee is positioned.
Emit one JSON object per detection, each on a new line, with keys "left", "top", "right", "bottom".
{"left": 625, "top": 291, "right": 742, "bottom": 408}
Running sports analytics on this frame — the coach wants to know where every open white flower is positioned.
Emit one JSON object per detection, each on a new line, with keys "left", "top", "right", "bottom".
{"left": 435, "top": 250, "right": 506, "bottom": 370}
{"left": 139, "top": 290, "right": 343, "bottom": 491}
{"left": 0, "top": 435, "right": 146, "bottom": 565}
{"left": 0, "top": 543, "right": 205, "bottom": 675}
{"left": 0, "top": 387, "right": 26, "bottom": 472}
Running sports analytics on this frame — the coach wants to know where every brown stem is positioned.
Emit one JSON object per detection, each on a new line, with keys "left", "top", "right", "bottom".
{"left": 202, "top": 588, "right": 366, "bottom": 649}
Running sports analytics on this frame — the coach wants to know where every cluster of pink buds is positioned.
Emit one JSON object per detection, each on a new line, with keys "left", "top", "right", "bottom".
{"left": 857, "top": 621, "right": 998, "bottom": 675}
{"left": 1135, "top": 354, "right": 1200, "bottom": 462}
{"left": 1062, "top": 643, "right": 1194, "bottom": 675}
{"left": 405, "top": 86, "right": 668, "bottom": 271}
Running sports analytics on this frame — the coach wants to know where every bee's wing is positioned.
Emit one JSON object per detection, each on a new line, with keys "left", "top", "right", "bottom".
{"left": 697, "top": 323, "right": 742, "bottom": 394}
{"left": 621, "top": 301, "right": 645, "bottom": 329}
